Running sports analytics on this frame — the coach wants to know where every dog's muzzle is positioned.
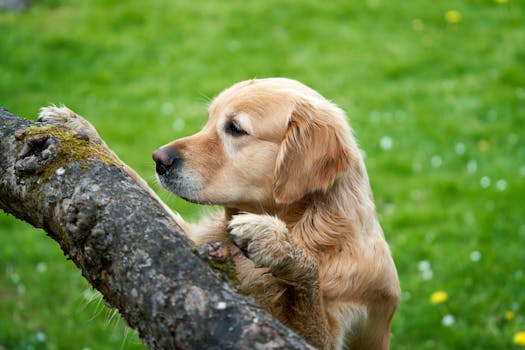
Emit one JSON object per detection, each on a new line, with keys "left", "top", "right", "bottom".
{"left": 152, "top": 146, "right": 205, "bottom": 203}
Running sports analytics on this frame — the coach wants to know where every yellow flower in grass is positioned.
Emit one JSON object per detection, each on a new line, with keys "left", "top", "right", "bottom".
{"left": 514, "top": 331, "right": 525, "bottom": 346}
{"left": 495, "top": 0, "right": 508, "bottom": 4}
{"left": 430, "top": 291, "right": 448, "bottom": 304}
{"left": 478, "top": 139, "right": 490, "bottom": 152}
{"left": 445, "top": 10, "right": 461, "bottom": 24}
{"left": 505, "top": 311, "right": 516, "bottom": 321}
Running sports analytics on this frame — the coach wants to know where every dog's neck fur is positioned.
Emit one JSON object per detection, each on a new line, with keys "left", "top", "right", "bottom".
{"left": 226, "top": 158, "right": 380, "bottom": 256}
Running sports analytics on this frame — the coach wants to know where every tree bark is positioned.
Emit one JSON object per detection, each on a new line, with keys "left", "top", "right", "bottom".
{"left": 0, "top": 106, "right": 313, "bottom": 350}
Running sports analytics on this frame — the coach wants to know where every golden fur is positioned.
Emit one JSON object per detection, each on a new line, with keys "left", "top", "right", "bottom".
{"left": 153, "top": 78, "right": 401, "bottom": 350}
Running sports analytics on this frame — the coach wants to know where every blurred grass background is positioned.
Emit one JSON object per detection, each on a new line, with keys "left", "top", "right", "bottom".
{"left": 1, "top": 0, "right": 524, "bottom": 349}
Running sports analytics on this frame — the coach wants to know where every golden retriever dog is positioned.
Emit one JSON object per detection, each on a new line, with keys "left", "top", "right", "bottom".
{"left": 152, "top": 78, "right": 401, "bottom": 350}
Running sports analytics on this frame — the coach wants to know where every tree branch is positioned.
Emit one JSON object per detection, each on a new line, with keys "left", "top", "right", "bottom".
{"left": 0, "top": 106, "right": 313, "bottom": 350}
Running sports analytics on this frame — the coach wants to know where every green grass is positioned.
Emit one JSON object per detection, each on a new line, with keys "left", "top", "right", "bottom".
{"left": 1, "top": 0, "right": 524, "bottom": 349}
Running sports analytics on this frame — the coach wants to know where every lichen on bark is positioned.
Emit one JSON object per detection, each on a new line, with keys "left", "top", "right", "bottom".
{"left": 15, "top": 124, "right": 121, "bottom": 182}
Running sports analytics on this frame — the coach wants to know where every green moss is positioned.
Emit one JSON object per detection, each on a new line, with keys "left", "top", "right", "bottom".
{"left": 22, "top": 124, "right": 121, "bottom": 182}
{"left": 208, "top": 259, "right": 226, "bottom": 272}
{"left": 211, "top": 257, "right": 249, "bottom": 295}
{"left": 192, "top": 246, "right": 247, "bottom": 294}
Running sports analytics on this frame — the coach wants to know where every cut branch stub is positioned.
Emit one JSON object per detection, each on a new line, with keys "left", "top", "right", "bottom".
{"left": 15, "top": 133, "right": 61, "bottom": 174}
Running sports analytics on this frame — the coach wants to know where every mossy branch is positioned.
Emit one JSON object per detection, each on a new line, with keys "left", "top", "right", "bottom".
{"left": 0, "top": 106, "right": 313, "bottom": 350}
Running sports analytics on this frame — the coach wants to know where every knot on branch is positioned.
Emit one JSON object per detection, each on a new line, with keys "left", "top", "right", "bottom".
{"left": 65, "top": 195, "right": 98, "bottom": 237}
{"left": 63, "top": 183, "right": 113, "bottom": 274}
{"left": 15, "top": 132, "right": 61, "bottom": 174}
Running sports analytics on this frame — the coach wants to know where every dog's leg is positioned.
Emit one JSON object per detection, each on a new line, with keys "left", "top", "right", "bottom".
{"left": 187, "top": 210, "right": 230, "bottom": 245}
{"left": 38, "top": 105, "right": 106, "bottom": 146}
{"left": 37, "top": 106, "right": 189, "bottom": 233}
{"left": 228, "top": 213, "right": 334, "bottom": 349}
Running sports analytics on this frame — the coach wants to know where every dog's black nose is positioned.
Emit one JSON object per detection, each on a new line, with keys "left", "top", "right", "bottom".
{"left": 152, "top": 147, "right": 182, "bottom": 175}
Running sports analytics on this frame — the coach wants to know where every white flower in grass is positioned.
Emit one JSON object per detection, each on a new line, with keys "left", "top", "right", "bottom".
{"left": 17, "top": 285, "right": 25, "bottom": 295}
{"left": 161, "top": 102, "right": 174, "bottom": 116}
{"left": 480, "top": 176, "right": 491, "bottom": 188}
{"left": 496, "top": 179, "right": 507, "bottom": 191}
{"left": 422, "top": 269, "right": 434, "bottom": 281}
{"left": 417, "top": 260, "right": 434, "bottom": 280}
{"left": 380, "top": 136, "right": 393, "bottom": 150}
{"left": 35, "top": 331, "right": 46, "bottom": 342}
{"left": 10, "top": 272, "right": 20, "bottom": 284}
{"left": 36, "top": 262, "right": 47, "bottom": 273}
{"left": 431, "top": 155, "right": 442, "bottom": 168}
{"left": 467, "top": 160, "right": 477, "bottom": 173}
{"left": 442, "top": 314, "right": 455, "bottom": 327}
{"left": 454, "top": 142, "right": 466, "bottom": 155}
{"left": 470, "top": 250, "right": 481, "bottom": 262}
{"left": 418, "top": 260, "right": 431, "bottom": 272}
{"left": 172, "top": 118, "right": 185, "bottom": 132}
{"left": 82, "top": 289, "right": 98, "bottom": 302}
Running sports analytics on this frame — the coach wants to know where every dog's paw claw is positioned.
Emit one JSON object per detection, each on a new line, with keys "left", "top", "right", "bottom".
{"left": 228, "top": 213, "right": 289, "bottom": 267}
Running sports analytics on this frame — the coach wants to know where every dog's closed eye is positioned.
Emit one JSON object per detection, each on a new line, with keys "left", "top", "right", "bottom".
{"left": 225, "top": 120, "right": 249, "bottom": 137}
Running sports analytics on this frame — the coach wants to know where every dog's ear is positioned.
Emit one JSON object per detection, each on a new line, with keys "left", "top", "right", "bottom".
{"left": 273, "top": 102, "right": 354, "bottom": 204}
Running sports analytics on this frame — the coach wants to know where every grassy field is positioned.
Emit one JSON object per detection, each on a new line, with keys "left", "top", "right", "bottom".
{"left": 1, "top": 0, "right": 524, "bottom": 349}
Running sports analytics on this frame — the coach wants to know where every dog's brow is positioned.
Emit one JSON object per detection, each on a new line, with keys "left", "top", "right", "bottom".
{"left": 225, "top": 111, "right": 237, "bottom": 119}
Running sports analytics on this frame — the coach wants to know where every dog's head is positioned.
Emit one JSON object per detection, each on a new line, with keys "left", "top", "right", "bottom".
{"left": 153, "top": 78, "right": 356, "bottom": 209}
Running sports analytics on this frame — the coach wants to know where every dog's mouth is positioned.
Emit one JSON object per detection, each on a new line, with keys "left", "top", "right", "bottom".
{"left": 155, "top": 167, "right": 207, "bottom": 205}
{"left": 171, "top": 190, "right": 209, "bottom": 205}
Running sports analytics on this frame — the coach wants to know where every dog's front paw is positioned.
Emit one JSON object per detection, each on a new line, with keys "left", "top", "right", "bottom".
{"left": 228, "top": 213, "right": 291, "bottom": 269}
{"left": 38, "top": 106, "right": 102, "bottom": 143}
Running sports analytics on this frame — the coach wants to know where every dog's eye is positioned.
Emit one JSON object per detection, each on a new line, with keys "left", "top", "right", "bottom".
{"left": 225, "top": 120, "right": 248, "bottom": 137}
